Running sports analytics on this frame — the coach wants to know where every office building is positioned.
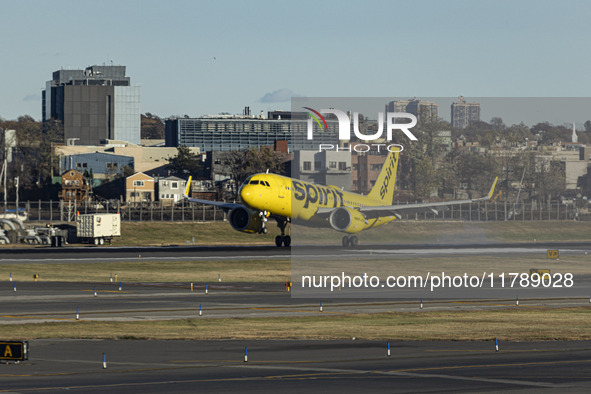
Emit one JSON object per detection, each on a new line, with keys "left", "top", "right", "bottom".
{"left": 42, "top": 65, "right": 140, "bottom": 145}
{"left": 165, "top": 114, "right": 339, "bottom": 152}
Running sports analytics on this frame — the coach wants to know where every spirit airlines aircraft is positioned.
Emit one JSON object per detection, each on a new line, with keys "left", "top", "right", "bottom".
{"left": 184, "top": 150, "right": 498, "bottom": 247}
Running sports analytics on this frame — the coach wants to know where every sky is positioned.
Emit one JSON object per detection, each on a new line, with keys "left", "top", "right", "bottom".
{"left": 1, "top": 0, "right": 590, "bottom": 125}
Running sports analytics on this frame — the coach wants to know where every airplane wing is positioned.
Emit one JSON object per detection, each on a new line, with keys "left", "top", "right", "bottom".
{"left": 317, "top": 177, "right": 499, "bottom": 220}
{"left": 183, "top": 176, "right": 242, "bottom": 213}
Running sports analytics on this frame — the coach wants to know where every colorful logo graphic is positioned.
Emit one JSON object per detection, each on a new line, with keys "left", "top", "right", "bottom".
{"left": 304, "top": 107, "right": 418, "bottom": 141}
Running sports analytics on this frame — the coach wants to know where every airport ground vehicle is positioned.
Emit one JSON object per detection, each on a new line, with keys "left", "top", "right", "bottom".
{"left": 76, "top": 213, "right": 121, "bottom": 245}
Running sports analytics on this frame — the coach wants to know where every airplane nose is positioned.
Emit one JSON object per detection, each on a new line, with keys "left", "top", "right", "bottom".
{"left": 240, "top": 185, "right": 251, "bottom": 201}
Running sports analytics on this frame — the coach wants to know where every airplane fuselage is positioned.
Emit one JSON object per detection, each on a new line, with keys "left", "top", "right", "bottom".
{"left": 239, "top": 174, "right": 397, "bottom": 234}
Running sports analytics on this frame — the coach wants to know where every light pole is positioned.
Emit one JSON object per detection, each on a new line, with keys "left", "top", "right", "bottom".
{"left": 14, "top": 176, "right": 18, "bottom": 216}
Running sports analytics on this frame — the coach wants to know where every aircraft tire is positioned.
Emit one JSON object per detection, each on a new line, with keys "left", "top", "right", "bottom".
{"left": 349, "top": 236, "right": 358, "bottom": 247}
{"left": 263, "top": 227, "right": 268, "bottom": 234}
{"left": 342, "top": 236, "right": 349, "bottom": 248}
{"left": 283, "top": 235, "right": 291, "bottom": 247}
{"left": 275, "top": 235, "right": 283, "bottom": 247}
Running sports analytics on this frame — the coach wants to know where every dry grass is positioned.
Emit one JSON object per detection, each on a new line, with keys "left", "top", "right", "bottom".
{"left": 2, "top": 259, "right": 291, "bottom": 283}
{"left": 5, "top": 253, "right": 589, "bottom": 283}
{"left": 2, "top": 307, "right": 590, "bottom": 341}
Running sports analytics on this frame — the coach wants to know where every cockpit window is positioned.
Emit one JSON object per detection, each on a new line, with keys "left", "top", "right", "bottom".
{"left": 250, "top": 180, "right": 259, "bottom": 185}
{"left": 262, "top": 181, "right": 270, "bottom": 187}
{"left": 242, "top": 176, "right": 253, "bottom": 186}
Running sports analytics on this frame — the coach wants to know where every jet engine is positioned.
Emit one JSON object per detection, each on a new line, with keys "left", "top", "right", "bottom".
{"left": 329, "top": 207, "right": 366, "bottom": 233}
{"left": 228, "top": 206, "right": 264, "bottom": 233}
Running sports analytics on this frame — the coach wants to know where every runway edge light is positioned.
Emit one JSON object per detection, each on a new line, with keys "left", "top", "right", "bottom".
{"left": 244, "top": 347, "right": 248, "bottom": 362}
{"left": 495, "top": 338, "right": 499, "bottom": 352}
{"left": 387, "top": 341, "right": 390, "bottom": 357}
{"left": 102, "top": 353, "right": 107, "bottom": 369}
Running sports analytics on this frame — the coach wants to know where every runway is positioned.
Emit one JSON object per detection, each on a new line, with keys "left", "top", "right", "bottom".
{"left": 0, "top": 241, "right": 589, "bottom": 264}
{"left": 0, "top": 243, "right": 589, "bottom": 392}
{"left": 0, "top": 280, "right": 589, "bottom": 325}
{"left": 1, "top": 339, "right": 591, "bottom": 393}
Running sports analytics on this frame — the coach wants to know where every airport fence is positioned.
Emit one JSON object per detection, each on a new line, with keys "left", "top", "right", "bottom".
{"left": 4, "top": 199, "right": 587, "bottom": 223}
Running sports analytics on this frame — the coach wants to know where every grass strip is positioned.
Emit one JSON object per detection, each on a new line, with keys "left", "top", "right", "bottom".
{"left": 111, "top": 221, "right": 591, "bottom": 247}
{"left": 2, "top": 307, "right": 590, "bottom": 341}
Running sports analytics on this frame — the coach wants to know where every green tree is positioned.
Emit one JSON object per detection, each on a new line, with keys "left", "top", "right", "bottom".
{"left": 166, "top": 145, "right": 201, "bottom": 177}
{"left": 223, "top": 147, "right": 286, "bottom": 198}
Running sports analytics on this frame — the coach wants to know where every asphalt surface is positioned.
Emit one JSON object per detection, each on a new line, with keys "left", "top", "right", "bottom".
{"left": 0, "top": 243, "right": 589, "bottom": 392}
{"left": 0, "top": 240, "right": 589, "bottom": 262}
{"left": 1, "top": 339, "right": 590, "bottom": 393}
{"left": 0, "top": 280, "right": 589, "bottom": 324}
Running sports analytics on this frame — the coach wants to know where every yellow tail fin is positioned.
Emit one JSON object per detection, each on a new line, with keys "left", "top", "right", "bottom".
{"left": 184, "top": 176, "right": 192, "bottom": 197}
{"left": 367, "top": 150, "right": 400, "bottom": 204}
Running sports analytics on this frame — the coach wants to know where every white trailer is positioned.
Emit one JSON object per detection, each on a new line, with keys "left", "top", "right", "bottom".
{"left": 76, "top": 213, "right": 121, "bottom": 245}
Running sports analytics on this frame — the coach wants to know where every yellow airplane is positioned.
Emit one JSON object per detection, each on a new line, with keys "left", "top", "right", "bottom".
{"left": 184, "top": 150, "right": 498, "bottom": 247}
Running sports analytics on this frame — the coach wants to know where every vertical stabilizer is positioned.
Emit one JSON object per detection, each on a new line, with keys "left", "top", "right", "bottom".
{"left": 367, "top": 150, "right": 400, "bottom": 204}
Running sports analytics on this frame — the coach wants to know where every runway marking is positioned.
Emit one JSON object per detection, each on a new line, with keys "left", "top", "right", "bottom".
{"left": 250, "top": 307, "right": 341, "bottom": 314}
{"left": 0, "top": 315, "right": 76, "bottom": 321}
{"left": 452, "top": 301, "right": 543, "bottom": 308}
{"left": 390, "top": 358, "right": 591, "bottom": 373}
{"left": 425, "top": 347, "right": 591, "bottom": 354}
{"left": 234, "top": 363, "right": 565, "bottom": 388}
{"left": 2, "top": 356, "right": 587, "bottom": 391}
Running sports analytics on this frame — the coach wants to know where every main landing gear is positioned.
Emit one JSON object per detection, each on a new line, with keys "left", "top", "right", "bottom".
{"left": 275, "top": 218, "right": 291, "bottom": 247}
{"left": 342, "top": 235, "right": 358, "bottom": 248}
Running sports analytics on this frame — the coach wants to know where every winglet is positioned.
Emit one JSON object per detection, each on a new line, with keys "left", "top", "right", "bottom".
{"left": 184, "top": 176, "right": 192, "bottom": 197}
{"left": 487, "top": 177, "right": 499, "bottom": 199}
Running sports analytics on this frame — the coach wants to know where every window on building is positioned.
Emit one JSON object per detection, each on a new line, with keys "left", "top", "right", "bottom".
{"left": 370, "top": 164, "right": 382, "bottom": 171}
{"left": 133, "top": 180, "right": 144, "bottom": 187}
{"left": 303, "top": 161, "right": 311, "bottom": 171}
{"left": 76, "top": 162, "right": 88, "bottom": 168}
{"left": 329, "top": 161, "right": 337, "bottom": 169}
{"left": 171, "top": 182, "right": 178, "bottom": 189}
{"left": 106, "top": 162, "right": 118, "bottom": 170}
{"left": 338, "top": 162, "right": 347, "bottom": 170}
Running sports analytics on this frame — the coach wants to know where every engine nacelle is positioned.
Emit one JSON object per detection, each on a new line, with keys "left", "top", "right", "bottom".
{"left": 228, "top": 206, "right": 263, "bottom": 233}
{"left": 329, "top": 207, "right": 366, "bottom": 233}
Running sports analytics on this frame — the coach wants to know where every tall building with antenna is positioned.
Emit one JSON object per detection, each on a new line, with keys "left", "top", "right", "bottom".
{"left": 42, "top": 64, "right": 140, "bottom": 145}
